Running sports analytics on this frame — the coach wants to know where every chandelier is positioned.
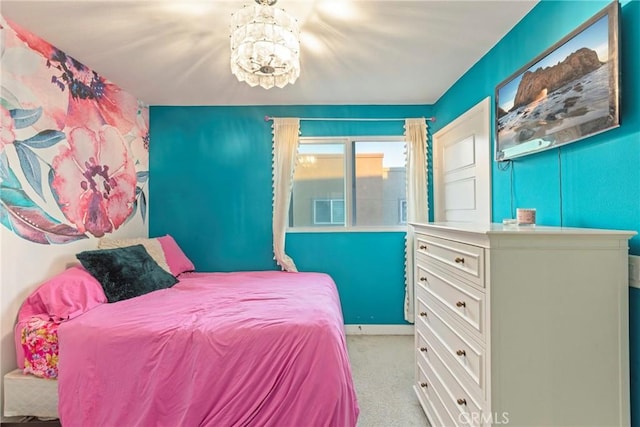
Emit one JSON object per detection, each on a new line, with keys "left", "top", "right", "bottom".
{"left": 230, "top": 0, "right": 301, "bottom": 89}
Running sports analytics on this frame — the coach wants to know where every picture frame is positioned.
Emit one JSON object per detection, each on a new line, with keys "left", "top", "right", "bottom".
{"left": 495, "top": 1, "right": 620, "bottom": 161}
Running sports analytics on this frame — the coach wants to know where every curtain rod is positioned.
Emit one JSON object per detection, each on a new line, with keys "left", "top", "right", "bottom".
{"left": 264, "top": 115, "right": 436, "bottom": 123}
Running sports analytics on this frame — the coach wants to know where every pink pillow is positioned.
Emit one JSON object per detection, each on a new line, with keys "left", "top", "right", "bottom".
{"left": 157, "top": 235, "right": 195, "bottom": 276}
{"left": 17, "top": 266, "right": 106, "bottom": 322}
{"left": 15, "top": 266, "right": 107, "bottom": 368}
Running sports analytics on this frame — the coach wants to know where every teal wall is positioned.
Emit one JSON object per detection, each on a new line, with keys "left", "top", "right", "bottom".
{"left": 433, "top": 0, "right": 639, "bottom": 248}
{"left": 149, "top": 105, "right": 431, "bottom": 325}
{"left": 433, "top": 0, "right": 640, "bottom": 423}
{"left": 150, "top": 0, "right": 639, "bottom": 418}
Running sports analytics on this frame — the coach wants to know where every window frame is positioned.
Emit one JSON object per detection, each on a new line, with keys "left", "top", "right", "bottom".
{"left": 289, "top": 135, "right": 407, "bottom": 233}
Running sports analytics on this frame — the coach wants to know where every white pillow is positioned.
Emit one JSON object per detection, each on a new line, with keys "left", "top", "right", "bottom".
{"left": 98, "top": 237, "right": 172, "bottom": 275}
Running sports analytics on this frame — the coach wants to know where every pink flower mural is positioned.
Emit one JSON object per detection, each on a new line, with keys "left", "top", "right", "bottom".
{"left": 6, "top": 19, "right": 138, "bottom": 135}
{"left": 51, "top": 126, "right": 137, "bottom": 238}
{"left": 1, "top": 106, "right": 16, "bottom": 150}
{"left": 130, "top": 105, "right": 150, "bottom": 170}
{"left": 0, "top": 16, "right": 149, "bottom": 244}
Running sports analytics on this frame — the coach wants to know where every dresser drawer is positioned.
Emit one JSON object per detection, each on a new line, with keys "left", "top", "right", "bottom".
{"left": 416, "top": 362, "right": 457, "bottom": 427}
{"left": 416, "top": 301, "right": 485, "bottom": 399}
{"left": 417, "top": 295, "right": 485, "bottom": 396}
{"left": 416, "top": 324, "right": 485, "bottom": 427}
{"left": 416, "top": 265, "right": 485, "bottom": 337}
{"left": 416, "top": 234, "right": 484, "bottom": 288}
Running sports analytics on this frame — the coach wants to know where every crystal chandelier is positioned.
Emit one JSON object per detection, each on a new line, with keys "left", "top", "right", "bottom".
{"left": 230, "top": 0, "right": 301, "bottom": 89}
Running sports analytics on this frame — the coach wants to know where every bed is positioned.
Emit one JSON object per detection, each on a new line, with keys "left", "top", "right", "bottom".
{"left": 11, "top": 237, "right": 359, "bottom": 427}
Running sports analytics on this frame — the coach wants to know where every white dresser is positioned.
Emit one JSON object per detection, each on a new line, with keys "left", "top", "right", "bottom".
{"left": 412, "top": 222, "right": 635, "bottom": 427}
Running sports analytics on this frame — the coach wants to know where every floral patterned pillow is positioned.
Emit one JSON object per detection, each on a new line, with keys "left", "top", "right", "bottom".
{"left": 21, "top": 317, "right": 59, "bottom": 379}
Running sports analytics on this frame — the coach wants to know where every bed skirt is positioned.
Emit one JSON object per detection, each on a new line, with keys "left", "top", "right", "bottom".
{"left": 3, "top": 369, "right": 58, "bottom": 419}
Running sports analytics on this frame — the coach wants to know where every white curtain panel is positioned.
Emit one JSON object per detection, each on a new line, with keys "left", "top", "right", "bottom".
{"left": 404, "top": 118, "right": 429, "bottom": 323}
{"left": 271, "top": 118, "right": 300, "bottom": 272}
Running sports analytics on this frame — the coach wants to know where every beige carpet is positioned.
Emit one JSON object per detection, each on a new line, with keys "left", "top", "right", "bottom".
{"left": 346, "top": 335, "right": 430, "bottom": 427}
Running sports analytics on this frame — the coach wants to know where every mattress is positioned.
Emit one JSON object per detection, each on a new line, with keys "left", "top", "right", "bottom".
{"left": 3, "top": 369, "right": 58, "bottom": 419}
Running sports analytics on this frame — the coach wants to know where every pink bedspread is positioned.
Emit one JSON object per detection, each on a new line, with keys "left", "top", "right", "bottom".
{"left": 58, "top": 271, "right": 359, "bottom": 427}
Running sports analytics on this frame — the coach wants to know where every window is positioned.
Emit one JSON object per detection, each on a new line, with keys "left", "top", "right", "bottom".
{"left": 290, "top": 137, "right": 406, "bottom": 229}
{"left": 399, "top": 199, "right": 407, "bottom": 224}
{"left": 313, "top": 199, "right": 345, "bottom": 224}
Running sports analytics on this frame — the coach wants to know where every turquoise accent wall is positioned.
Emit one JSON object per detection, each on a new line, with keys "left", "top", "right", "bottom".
{"left": 149, "top": 105, "right": 431, "bottom": 325}
{"left": 433, "top": 0, "right": 639, "bottom": 249}
{"left": 150, "top": 0, "right": 639, "bottom": 416}
{"left": 433, "top": 0, "right": 640, "bottom": 423}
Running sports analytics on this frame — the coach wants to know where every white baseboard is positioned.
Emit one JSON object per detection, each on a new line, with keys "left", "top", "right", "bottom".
{"left": 344, "top": 324, "right": 414, "bottom": 335}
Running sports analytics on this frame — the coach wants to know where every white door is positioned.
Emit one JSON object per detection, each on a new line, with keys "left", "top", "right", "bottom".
{"left": 433, "top": 97, "right": 491, "bottom": 223}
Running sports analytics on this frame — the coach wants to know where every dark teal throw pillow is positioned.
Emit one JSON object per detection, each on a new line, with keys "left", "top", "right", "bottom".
{"left": 77, "top": 244, "right": 178, "bottom": 303}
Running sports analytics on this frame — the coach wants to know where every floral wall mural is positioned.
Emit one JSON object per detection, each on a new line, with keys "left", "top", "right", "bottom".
{"left": 0, "top": 17, "right": 149, "bottom": 244}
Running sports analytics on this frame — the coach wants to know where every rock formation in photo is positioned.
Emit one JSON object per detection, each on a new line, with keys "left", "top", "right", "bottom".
{"left": 511, "top": 47, "right": 603, "bottom": 111}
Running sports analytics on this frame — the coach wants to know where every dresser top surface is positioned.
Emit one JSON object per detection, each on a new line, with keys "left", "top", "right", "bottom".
{"left": 410, "top": 222, "right": 636, "bottom": 238}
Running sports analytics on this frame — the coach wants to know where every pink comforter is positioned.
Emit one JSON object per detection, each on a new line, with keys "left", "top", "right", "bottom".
{"left": 58, "top": 271, "right": 359, "bottom": 427}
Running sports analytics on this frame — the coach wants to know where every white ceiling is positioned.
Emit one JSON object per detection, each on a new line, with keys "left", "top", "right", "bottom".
{"left": 1, "top": 0, "right": 538, "bottom": 106}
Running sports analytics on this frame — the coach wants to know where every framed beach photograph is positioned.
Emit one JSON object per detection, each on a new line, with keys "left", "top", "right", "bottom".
{"left": 495, "top": 1, "right": 620, "bottom": 161}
